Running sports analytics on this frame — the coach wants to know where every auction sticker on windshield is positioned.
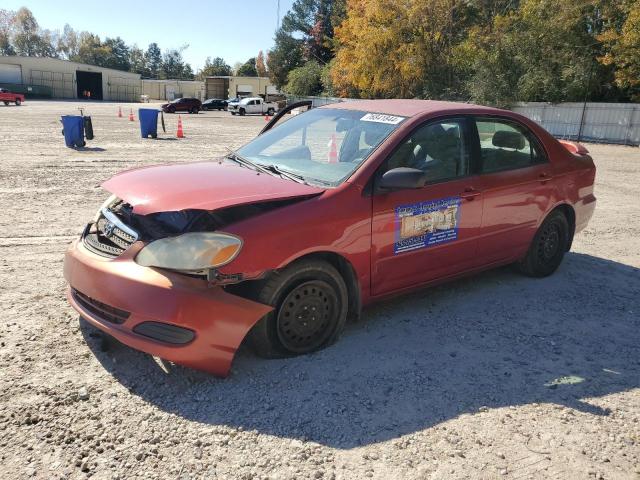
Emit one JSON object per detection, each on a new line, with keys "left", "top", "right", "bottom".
{"left": 360, "top": 113, "right": 405, "bottom": 125}
{"left": 394, "top": 197, "right": 461, "bottom": 254}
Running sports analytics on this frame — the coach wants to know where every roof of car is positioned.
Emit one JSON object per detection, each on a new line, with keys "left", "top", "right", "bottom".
{"left": 322, "top": 99, "right": 507, "bottom": 118}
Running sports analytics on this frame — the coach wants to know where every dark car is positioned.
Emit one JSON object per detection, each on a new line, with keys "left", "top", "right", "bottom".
{"left": 202, "top": 98, "right": 228, "bottom": 111}
{"left": 161, "top": 97, "right": 201, "bottom": 114}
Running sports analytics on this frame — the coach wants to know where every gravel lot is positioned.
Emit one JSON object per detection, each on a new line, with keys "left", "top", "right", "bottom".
{"left": 0, "top": 100, "right": 639, "bottom": 480}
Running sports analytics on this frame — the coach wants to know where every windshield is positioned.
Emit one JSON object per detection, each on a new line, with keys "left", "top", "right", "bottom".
{"left": 236, "top": 108, "right": 403, "bottom": 186}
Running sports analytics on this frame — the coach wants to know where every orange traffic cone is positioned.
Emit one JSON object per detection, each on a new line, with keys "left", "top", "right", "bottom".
{"left": 128, "top": 109, "right": 134, "bottom": 121}
{"left": 327, "top": 133, "right": 338, "bottom": 163}
{"left": 264, "top": 115, "right": 270, "bottom": 121}
{"left": 118, "top": 106, "right": 123, "bottom": 118}
{"left": 176, "top": 115, "right": 184, "bottom": 138}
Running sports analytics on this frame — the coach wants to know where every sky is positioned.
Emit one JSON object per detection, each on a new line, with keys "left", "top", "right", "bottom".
{"left": 3, "top": 0, "right": 296, "bottom": 70}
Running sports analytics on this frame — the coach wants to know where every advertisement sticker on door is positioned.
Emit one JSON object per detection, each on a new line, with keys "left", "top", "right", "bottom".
{"left": 394, "top": 197, "right": 462, "bottom": 254}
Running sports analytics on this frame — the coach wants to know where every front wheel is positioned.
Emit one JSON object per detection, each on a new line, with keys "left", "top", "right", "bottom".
{"left": 518, "top": 210, "right": 569, "bottom": 277}
{"left": 15, "top": 98, "right": 21, "bottom": 106}
{"left": 239, "top": 108, "right": 245, "bottom": 116}
{"left": 247, "top": 259, "right": 348, "bottom": 358}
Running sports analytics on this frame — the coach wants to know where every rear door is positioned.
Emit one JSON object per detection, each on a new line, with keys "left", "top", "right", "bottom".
{"left": 371, "top": 117, "right": 484, "bottom": 295}
{"left": 473, "top": 117, "right": 556, "bottom": 263}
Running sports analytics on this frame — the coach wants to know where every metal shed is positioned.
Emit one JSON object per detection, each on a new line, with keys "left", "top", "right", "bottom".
{"left": 0, "top": 56, "right": 142, "bottom": 102}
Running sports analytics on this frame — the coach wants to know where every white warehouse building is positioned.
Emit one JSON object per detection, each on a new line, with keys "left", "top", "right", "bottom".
{"left": 0, "top": 56, "right": 142, "bottom": 102}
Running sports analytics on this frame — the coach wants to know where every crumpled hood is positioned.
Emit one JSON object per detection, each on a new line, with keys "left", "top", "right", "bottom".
{"left": 102, "top": 161, "right": 325, "bottom": 215}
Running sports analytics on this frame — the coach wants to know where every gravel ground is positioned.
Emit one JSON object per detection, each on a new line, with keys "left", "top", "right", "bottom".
{"left": 0, "top": 100, "right": 639, "bottom": 480}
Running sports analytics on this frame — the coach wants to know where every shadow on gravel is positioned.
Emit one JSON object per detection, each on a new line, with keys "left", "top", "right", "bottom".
{"left": 80, "top": 252, "right": 640, "bottom": 448}
{"left": 75, "top": 146, "right": 106, "bottom": 152}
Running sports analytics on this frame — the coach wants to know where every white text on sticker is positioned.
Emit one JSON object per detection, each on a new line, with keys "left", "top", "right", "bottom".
{"left": 361, "top": 113, "right": 405, "bottom": 125}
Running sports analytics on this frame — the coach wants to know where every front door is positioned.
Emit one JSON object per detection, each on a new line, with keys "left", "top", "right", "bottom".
{"left": 371, "top": 118, "right": 483, "bottom": 296}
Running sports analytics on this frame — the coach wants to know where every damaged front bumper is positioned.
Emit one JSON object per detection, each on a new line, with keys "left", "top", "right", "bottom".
{"left": 63, "top": 239, "right": 272, "bottom": 377}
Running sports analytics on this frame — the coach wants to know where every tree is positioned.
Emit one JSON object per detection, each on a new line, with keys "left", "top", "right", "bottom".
{"left": 267, "top": 0, "right": 345, "bottom": 90}
{"left": 57, "top": 24, "right": 79, "bottom": 60}
{"left": 198, "top": 56, "right": 232, "bottom": 78}
{"left": 237, "top": 57, "right": 258, "bottom": 76}
{"left": 256, "top": 50, "right": 267, "bottom": 76}
{"left": 285, "top": 60, "right": 323, "bottom": 95}
{"left": 459, "top": 0, "right": 602, "bottom": 104}
{"left": 128, "top": 45, "right": 148, "bottom": 76}
{"left": 0, "top": 9, "right": 16, "bottom": 56}
{"left": 103, "top": 37, "right": 130, "bottom": 71}
{"left": 598, "top": 1, "right": 640, "bottom": 100}
{"left": 332, "top": 0, "right": 466, "bottom": 98}
{"left": 145, "top": 43, "right": 162, "bottom": 79}
{"left": 267, "top": 29, "right": 304, "bottom": 89}
{"left": 161, "top": 48, "right": 190, "bottom": 79}
{"left": 12, "top": 7, "right": 56, "bottom": 57}
{"left": 75, "top": 32, "right": 110, "bottom": 66}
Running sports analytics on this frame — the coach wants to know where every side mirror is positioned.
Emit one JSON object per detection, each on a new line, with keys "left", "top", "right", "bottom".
{"left": 378, "top": 167, "right": 426, "bottom": 190}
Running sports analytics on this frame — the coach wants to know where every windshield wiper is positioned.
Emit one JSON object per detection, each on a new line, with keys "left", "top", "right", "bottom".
{"left": 258, "top": 164, "right": 309, "bottom": 184}
{"left": 224, "top": 147, "right": 272, "bottom": 175}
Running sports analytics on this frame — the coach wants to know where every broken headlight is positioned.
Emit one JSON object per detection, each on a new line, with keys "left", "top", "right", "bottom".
{"left": 134, "top": 232, "right": 242, "bottom": 273}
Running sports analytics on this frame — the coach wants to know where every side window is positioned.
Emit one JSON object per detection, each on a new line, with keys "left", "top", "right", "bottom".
{"left": 476, "top": 120, "right": 544, "bottom": 173}
{"left": 385, "top": 120, "right": 469, "bottom": 184}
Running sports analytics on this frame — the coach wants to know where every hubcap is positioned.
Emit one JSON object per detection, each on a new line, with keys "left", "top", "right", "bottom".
{"left": 538, "top": 222, "right": 561, "bottom": 262}
{"left": 277, "top": 280, "right": 337, "bottom": 353}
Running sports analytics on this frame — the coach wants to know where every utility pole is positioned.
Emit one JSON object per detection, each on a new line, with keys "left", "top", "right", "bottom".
{"left": 277, "top": 0, "right": 281, "bottom": 30}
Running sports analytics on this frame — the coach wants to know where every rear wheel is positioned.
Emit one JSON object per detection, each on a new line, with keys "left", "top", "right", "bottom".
{"left": 247, "top": 259, "right": 348, "bottom": 358}
{"left": 267, "top": 107, "right": 275, "bottom": 116}
{"left": 15, "top": 98, "right": 21, "bottom": 106}
{"left": 3, "top": 101, "right": 9, "bottom": 106}
{"left": 518, "top": 210, "right": 569, "bottom": 277}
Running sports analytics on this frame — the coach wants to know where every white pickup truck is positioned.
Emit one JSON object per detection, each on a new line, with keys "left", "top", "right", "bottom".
{"left": 228, "top": 97, "right": 277, "bottom": 116}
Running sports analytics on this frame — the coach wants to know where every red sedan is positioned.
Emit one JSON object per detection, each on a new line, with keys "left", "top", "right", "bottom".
{"left": 63, "top": 100, "right": 596, "bottom": 376}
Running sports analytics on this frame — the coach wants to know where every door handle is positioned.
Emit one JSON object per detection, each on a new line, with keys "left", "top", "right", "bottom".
{"left": 460, "top": 188, "right": 481, "bottom": 201}
{"left": 539, "top": 172, "right": 553, "bottom": 183}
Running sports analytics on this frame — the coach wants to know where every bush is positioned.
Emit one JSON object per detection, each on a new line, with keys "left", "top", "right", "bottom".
{"left": 284, "top": 61, "right": 323, "bottom": 96}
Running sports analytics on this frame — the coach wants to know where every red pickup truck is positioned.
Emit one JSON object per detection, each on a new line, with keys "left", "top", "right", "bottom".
{"left": 0, "top": 88, "right": 24, "bottom": 106}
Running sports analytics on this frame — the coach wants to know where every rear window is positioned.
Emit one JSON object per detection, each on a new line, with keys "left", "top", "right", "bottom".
{"left": 476, "top": 119, "right": 546, "bottom": 173}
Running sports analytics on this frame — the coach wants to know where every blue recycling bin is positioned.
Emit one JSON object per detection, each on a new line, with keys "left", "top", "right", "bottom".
{"left": 61, "top": 115, "right": 85, "bottom": 148}
{"left": 139, "top": 108, "right": 159, "bottom": 138}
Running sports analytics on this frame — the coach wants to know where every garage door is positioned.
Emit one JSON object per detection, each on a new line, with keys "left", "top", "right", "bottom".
{"left": 0, "top": 63, "right": 22, "bottom": 84}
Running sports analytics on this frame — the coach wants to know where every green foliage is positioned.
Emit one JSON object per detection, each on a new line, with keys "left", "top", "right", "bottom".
{"left": 161, "top": 48, "right": 193, "bottom": 80}
{"left": 598, "top": 1, "right": 640, "bottom": 100}
{"left": 145, "top": 43, "right": 162, "bottom": 78}
{"left": 268, "top": 0, "right": 344, "bottom": 89}
{"left": 237, "top": 57, "right": 258, "bottom": 77}
{"left": 198, "top": 57, "right": 232, "bottom": 78}
{"left": 285, "top": 60, "right": 323, "bottom": 95}
{"left": 267, "top": 29, "right": 304, "bottom": 89}
{"left": 102, "top": 37, "right": 130, "bottom": 71}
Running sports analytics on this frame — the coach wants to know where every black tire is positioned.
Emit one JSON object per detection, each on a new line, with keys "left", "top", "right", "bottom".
{"left": 239, "top": 108, "right": 245, "bottom": 116}
{"left": 267, "top": 107, "right": 275, "bottom": 116}
{"left": 3, "top": 101, "right": 8, "bottom": 106}
{"left": 15, "top": 98, "right": 21, "bottom": 106}
{"left": 247, "top": 259, "right": 349, "bottom": 358}
{"left": 231, "top": 112, "right": 236, "bottom": 116}
{"left": 518, "top": 210, "right": 570, "bottom": 277}
{"left": 168, "top": 106, "right": 176, "bottom": 114}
